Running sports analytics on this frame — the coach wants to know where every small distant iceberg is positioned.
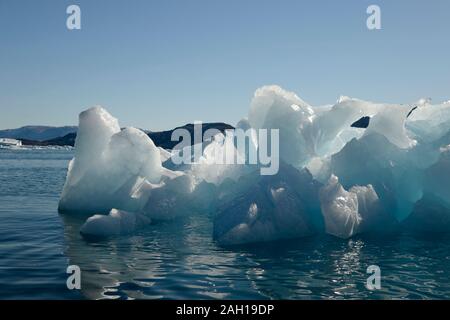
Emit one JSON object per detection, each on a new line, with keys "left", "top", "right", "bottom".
{"left": 0, "top": 138, "right": 22, "bottom": 147}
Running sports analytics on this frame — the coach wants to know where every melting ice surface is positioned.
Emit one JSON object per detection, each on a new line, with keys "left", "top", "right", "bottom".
{"left": 58, "top": 86, "right": 450, "bottom": 245}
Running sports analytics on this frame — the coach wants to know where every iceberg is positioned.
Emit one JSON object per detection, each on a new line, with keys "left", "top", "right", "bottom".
{"left": 329, "top": 133, "right": 425, "bottom": 221}
{"left": 319, "top": 175, "right": 361, "bottom": 238}
{"left": 406, "top": 101, "right": 450, "bottom": 143}
{"left": 404, "top": 147, "right": 450, "bottom": 232}
{"left": 319, "top": 175, "right": 395, "bottom": 239}
{"left": 213, "top": 162, "right": 323, "bottom": 245}
{"left": 59, "top": 106, "right": 164, "bottom": 214}
{"left": 58, "top": 85, "right": 450, "bottom": 244}
{"left": 80, "top": 209, "right": 151, "bottom": 238}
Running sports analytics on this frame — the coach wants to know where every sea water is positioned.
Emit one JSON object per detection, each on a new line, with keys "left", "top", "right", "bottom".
{"left": 1, "top": 148, "right": 450, "bottom": 300}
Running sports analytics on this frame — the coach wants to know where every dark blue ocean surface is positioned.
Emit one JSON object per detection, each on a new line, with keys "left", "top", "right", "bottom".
{"left": 1, "top": 148, "right": 450, "bottom": 299}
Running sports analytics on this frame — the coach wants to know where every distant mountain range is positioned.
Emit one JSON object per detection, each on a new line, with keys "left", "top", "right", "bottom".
{"left": 1, "top": 123, "right": 234, "bottom": 149}
{"left": 0, "top": 126, "right": 77, "bottom": 141}
{"left": 20, "top": 133, "right": 78, "bottom": 147}
{"left": 147, "top": 123, "right": 234, "bottom": 149}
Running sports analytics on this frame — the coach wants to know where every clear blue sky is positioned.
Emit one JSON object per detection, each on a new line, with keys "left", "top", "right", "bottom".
{"left": 1, "top": 0, "right": 449, "bottom": 130}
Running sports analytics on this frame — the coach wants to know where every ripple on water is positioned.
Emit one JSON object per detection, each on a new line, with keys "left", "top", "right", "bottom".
{"left": 2, "top": 149, "right": 450, "bottom": 299}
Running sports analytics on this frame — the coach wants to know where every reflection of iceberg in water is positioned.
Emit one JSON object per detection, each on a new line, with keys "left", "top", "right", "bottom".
{"left": 60, "top": 212, "right": 450, "bottom": 299}
{"left": 61, "top": 213, "right": 253, "bottom": 299}
{"left": 60, "top": 214, "right": 165, "bottom": 299}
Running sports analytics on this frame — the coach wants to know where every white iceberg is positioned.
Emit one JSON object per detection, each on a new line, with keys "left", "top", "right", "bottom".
{"left": 59, "top": 106, "right": 164, "bottom": 214}
{"left": 319, "top": 175, "right": 395, "bottom": 239}
{"left": 58, "top": 85, "right": 450, "bottom": 243}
